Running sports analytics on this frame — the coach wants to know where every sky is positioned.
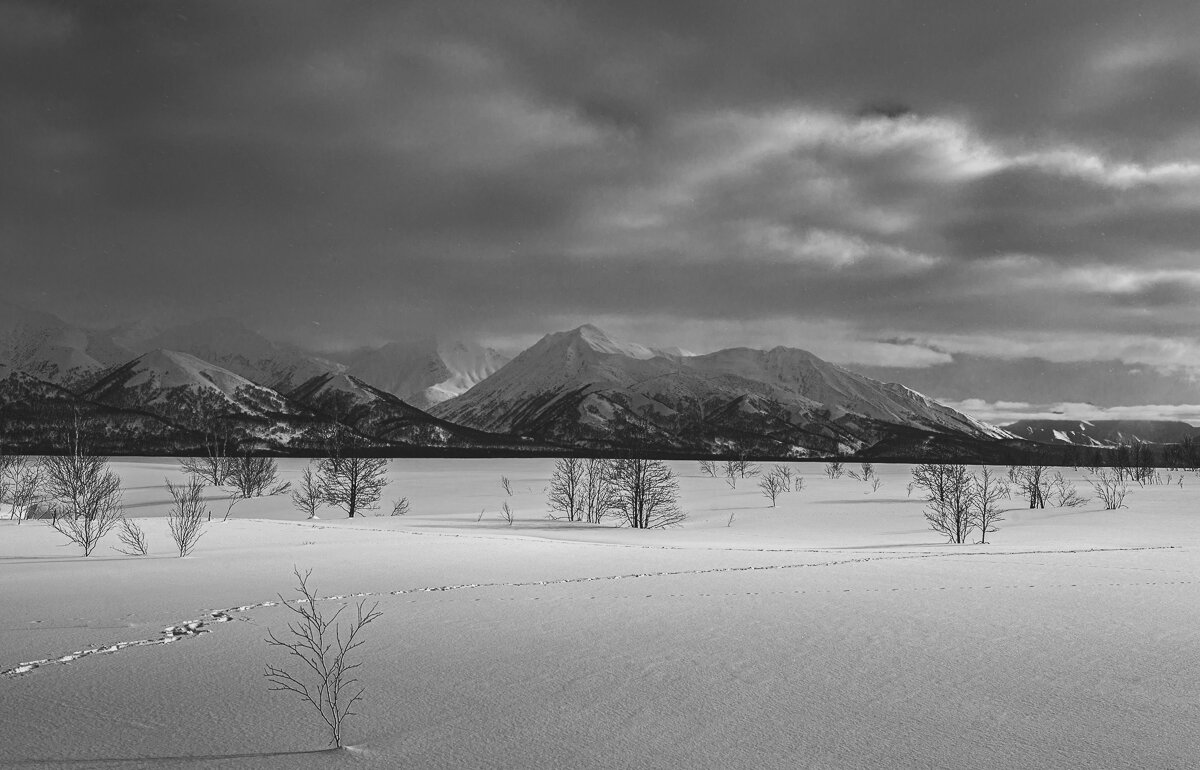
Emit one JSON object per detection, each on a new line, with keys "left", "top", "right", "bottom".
{"left": 4, "top": 1, "right": 1200, "bottom": 403}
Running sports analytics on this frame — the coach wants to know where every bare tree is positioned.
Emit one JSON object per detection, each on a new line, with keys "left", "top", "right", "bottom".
{"left": 226, "top": 456, "right": 290, "bottom": 498}
{"left": 2, "top": 455, "right": 43, "bottom": 524}
{"left": 722, "top": 460, "right": 738, "bottom": 488}
{"left": 971, "top": 466, "right": 1009, "bottom": 544}
{"left": 44, "top": 440, "right": 123, "bottom": 557}
{"left": 1049, "top": 471, "right": 1088, "bottom": 508}
{"left": 115, "top": 516, "right": 150, "bottom": 556}
{"left": 1013, "top": 465, "right": 1050, "bottom": 509}
{"left": 581, "top": 459, "right": 615, "bottom": 524}
{"left": 920, "top": 464, "right": 974, "bottom": 544}
{"left": 291, "top": 465, "right": 323, "bottom": 520}
{"left": 733, "top": 455, "right": 760, "bottom": 478}
{"left": 547, "top": 457, "right": 585, "bottom": 521}
{"left": 1090, "top": 470, "right": 1129, "bottom": 510}
{"left": 264, "top": 568, "right": 381, "bottom": 748}
{"left": 609, "top": 458, "right": 685, "bottom": 529}
{"left": 180, "top": 430, "right": 232, "bottom": 486}
{"left": 824, "top": 461, "right": 845, "bottom": 479}
{"left": 318, "top": 457, "right": 389, "bottom": 518}
{"left": 500, "top": 476, "right": 513, "bottom": 496}
{"left": 390, "top": 497, "right": 409, "bottom": 516}
{"left": 166, "top": 477, "right": 208, "bottom": 557}
{"left": 498, "top": 500, "right": 514, "bottom": 526}
{"left": 698, "top": 460, "right": 718, "bottom": 478}
{"left": 767, "top": 464, "right": 794, "bottom": 492}
{"left": 759, "top": 472, "right": 786, "bottom": 507}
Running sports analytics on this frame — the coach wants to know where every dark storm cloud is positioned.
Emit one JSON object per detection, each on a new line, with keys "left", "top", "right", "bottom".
{"left": 4, "top": 0, "right": 1200, "bottom": 369}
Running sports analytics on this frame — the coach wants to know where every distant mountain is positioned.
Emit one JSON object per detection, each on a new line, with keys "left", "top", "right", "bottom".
{"left": 0, "top": 369, "right": 203, "bottom": 454}
{"left": 0, "top": 304, "right": 132, "bottom": 386}
{"left": 340, "top": 339, "right": 510, "bottom": 408}
{"left": 289, "top": 372, "right": 518, "bottom": 449}
{"left": 855, "top": 354, "right": 1200, "bottom": 408}
{"left": 431, "top": 324, "right": 1011, "bottom": 455}
{"left": 83, "top": 349, "right": 316, "bottom": 444}
{"left": 134, "top": 318, "right": 340, "bottom": 391}
{"left": 1004, "top": 419, "right": 1200, "bottom": 447}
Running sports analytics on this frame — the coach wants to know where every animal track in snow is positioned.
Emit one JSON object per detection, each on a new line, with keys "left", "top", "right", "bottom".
{"left": 1, "top": 544, "right": 1179, "bottom": 678}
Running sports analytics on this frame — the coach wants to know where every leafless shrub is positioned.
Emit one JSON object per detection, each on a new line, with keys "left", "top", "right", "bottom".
{"left": 733, "top": 456, "right": 760, "bottom": 478}
{"left": 264, "top": 568, "right": 381, "bottom": 748}
{"left": 759, "top": 472, "right": 786, "bottom": 507}
{"left": 727, "top": 511, "right": 736, "bottom": 527}
{"left": 769, "top": 464, "right": 794, "bottom": 492}
{"left": 390, "top": 497, "right": 409, "bottom": 516}
{"left": 1012, "top": 465, "right": 1050, "bottom": 509}
{"left": 44, "top": 444, "right": 123, "bottom": 557}
{"left": 698, "top": 460, "right": 717, "bottom": 478}
{"left": 500, "top": 476, "right": 513, "bottom": 496}
{"left": 166, "top": 477, "right": 208, "bottom": 557}
{"left": 114, "top": 516, "right": 150, "bottom": 556}
{"left": 226, "top": 456, "right": 290, "bottom": 498}
{"left": 723, "top": 460, "right": 737, "bottom": 488}
{"left": 824, "top": 461, "right": 844, "bottom": 479}
{"left": 179, "top": 432, "right": 231, "bottom": 486}
{"left": 499, "top": 501, "right": 514, "bottom": 526}
{"left": 291, "top": 465, "right": 323, "bottom": 520}
{"left": 1090, "top": 470, "right": 1129, "bottom": 510}
{"left": 2, "top": 455, "right": 43, "bottom": 524}
{"left": 866, "top": 476, "right": 883, "bottom": 494}
{"left": 1050, "top": 471, "right": 1088, "bottom": 508}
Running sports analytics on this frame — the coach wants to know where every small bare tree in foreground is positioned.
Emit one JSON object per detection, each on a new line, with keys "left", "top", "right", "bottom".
{"left": 265, "top": 568, "right": 382, "bottom": 748}
{"left": 610, "top": 458, "right": 685, "bottom": 529}
{"left": 500, "top": 476, "right": 513, "bottom": 496}
{"left": 1049, "top": 471, "right": 1088, "bottom": 508}
{"left": 824, "top": 461, "right": 844, "bottom": 479}
{"left": 390, "top": 497, "right": 409, "bottom": 516}
{"left": 166, "top": 478, "right": 208, "bottom": 557}
{"left": 291, "top": 465, "right": 323, "bottom": 519}
{"left": 548, "top": 457, "right": 585, "bottom": 521}
{"left": 698, "top": 460, "right": 717, "bottom": 478}
{"left": 115, "top": 516, "right": 150, "bottom": 556}
{"left": 498, "top": 501, "right": 514, "bottom": 526}
{"left": 44, "top": 445, "right": 123, "bottom": 556}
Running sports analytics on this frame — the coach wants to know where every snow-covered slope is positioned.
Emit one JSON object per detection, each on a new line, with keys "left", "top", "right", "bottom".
{"left": 432, "top": 325, "right": 1012, "bottom": 453}
{"left": 84, "top": 349, "right": 300, "bottom": 425}
{"left": 1004, "top": 419, "right": 1200, "bottom": 447}
{"left": 0, "top": 304, "right": 131, "bottom": 386}
{"left": 135, "top": 318, "right": 339, "bottom": 391}
{"left": 343, "top": 339, "right": 510, "bottom": 408}
{"left": 288, "top": 372, "right": 513, "bottom": 448}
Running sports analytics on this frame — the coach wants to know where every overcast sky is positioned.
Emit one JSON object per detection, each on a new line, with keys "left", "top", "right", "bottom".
{"left": 4, "top": 1, "right": 1200, "bottom": 374}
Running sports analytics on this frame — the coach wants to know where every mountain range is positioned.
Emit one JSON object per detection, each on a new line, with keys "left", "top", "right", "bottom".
{"left": 0, "top": 305, "right": 1191, "bottom": 459}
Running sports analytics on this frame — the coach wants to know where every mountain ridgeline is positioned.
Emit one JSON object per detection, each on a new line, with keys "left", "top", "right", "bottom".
{"left": 0, "top": 313, "right": 1138, "bottom": 461}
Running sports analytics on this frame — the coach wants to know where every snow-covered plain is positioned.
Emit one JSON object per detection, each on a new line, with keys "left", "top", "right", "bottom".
{"left": 2, "top": 459, "right": 1199, "bottom": 768}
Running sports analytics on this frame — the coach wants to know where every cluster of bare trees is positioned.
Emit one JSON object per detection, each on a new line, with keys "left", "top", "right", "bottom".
{"left": 288, "top": 456, "right": 390, "bottom": 519}
{"left": 550, "top": 457, "right": 684, "bottom": 528}
{"left": 758, "top": 464, "right": 800, "bottom": 507}
{"left": 910, "top": 464, "right": 1011, "bottom": 544}
{"left": 180, "top": 438, "right": 290, "bottom": 500}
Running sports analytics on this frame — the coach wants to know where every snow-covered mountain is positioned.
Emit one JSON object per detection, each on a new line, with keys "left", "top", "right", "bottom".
{"left": 133, "top": 318, "right": 340, "bottom": 391}
{"left": 1004, "top": 420, "right": 1200, "bottom": 447}
{"left": 431, "top": 324, "right": 1011, "bottom": 455}
{"left": 84, "top": 349, "right": 304, "bottom": 429}
{"left": 341, "top": 339, "right": 510, "bottom": 408}
{"left": 288, "top": 372, "right": 511, "bottom": 448}
{"left": 0, "top": 304, "right": 132, "bottom": 386}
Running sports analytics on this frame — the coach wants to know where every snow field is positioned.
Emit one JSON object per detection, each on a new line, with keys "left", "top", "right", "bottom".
{"left": 1, "top": 459, "right": 1198, "bottom": 768}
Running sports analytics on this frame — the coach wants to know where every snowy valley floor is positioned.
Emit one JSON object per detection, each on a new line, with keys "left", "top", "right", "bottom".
{"left": 1, "top": 460, "right": 1199, "bottom": 768}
